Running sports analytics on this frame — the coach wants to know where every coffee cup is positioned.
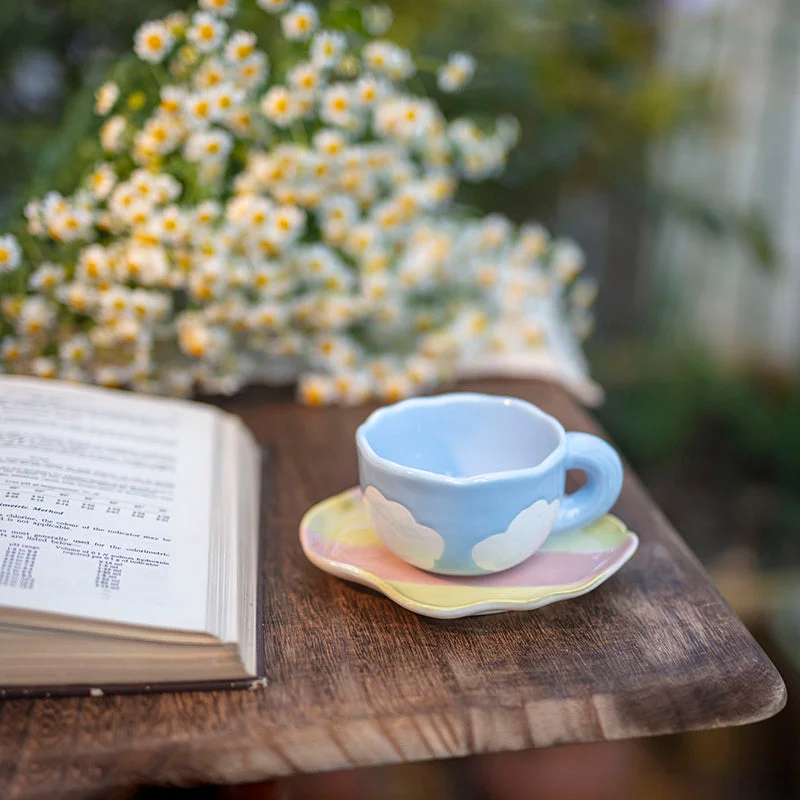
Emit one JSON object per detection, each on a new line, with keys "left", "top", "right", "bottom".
{"left": 356, "top": 392, "right": 624, "bottom": 575}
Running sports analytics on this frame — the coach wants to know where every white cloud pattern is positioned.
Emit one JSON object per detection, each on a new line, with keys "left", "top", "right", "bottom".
{"left": 471, "top": 498, "right": 560, "bottom": 572}
{"left": 363, "top": 486, "right": 446, "bottom": 570}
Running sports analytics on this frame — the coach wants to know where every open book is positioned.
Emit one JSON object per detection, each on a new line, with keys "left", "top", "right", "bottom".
{"left": 0, "top": 376, "right": 262, "bottom": 695}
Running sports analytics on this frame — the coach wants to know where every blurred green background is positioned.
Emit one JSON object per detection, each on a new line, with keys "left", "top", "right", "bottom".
{"left": 2, "top": 0, "right": 800, "bottom": 796}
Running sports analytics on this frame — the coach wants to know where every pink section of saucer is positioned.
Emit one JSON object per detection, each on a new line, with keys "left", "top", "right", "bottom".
{"left": 303, "top": 531, "right": 630, "bottom": 588}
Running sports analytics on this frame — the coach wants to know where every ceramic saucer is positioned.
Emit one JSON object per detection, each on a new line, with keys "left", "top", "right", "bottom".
{"left": 299, "top": 487, "right": 639, "bottom": 619}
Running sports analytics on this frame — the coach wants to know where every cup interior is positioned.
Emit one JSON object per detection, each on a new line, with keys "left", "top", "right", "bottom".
{"left": 360, "top": 394, "right": 562, "bottom": 479}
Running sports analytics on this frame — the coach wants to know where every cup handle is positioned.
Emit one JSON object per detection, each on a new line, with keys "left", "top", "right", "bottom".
{"left": 551, "top": 432, "right": 624, "bottom": 535}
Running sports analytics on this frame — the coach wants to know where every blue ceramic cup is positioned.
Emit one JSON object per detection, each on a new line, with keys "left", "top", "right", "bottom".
{"left": 356, "top": 392, "right": 624, "bottom": 576}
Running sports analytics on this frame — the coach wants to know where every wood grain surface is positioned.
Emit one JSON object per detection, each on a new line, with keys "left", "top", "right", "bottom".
{"left": 0, "top": 379, "right": 786, "bottom": 800}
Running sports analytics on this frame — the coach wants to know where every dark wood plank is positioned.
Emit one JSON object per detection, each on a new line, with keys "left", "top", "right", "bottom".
{"left": 0, "top": 380, "right": 786, "bottom": 800}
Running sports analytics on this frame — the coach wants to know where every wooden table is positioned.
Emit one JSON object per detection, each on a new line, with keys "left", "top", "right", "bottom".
{"left": 0, "top": 380, "right": 786, "bottom": 800}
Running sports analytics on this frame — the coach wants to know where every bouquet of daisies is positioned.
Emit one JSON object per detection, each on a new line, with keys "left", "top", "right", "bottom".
{"left": 0, "top": 0, "right": 597, "bottom": 405}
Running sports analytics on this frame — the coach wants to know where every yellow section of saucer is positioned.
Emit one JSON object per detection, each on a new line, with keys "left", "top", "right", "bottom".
{"left": 303, "top": 488, "right": 381, "bottom": 546}
{"left": 354, "top": 573, "right": 615, "bottom": 614}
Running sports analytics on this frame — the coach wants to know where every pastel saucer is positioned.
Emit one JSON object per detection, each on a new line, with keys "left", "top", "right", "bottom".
{"left": 299, "top": 487, "right": 639, "bottom": 619}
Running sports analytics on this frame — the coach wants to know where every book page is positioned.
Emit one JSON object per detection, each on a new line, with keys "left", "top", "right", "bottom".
{"left": 0, "top": 377, "right": 218, "bottom": 633}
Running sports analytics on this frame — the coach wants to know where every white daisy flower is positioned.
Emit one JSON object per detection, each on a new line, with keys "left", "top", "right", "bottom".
{"left": 234, "top": 52, "right": 269, "bottom": 89}
{"left": 320, "top": 83, "right": 357, "bottom": 128}
{"left": 210, "top": 83, "right": 245, "bottom": 119}
{"left": 331, "top": 370, "right": 373, "bottom": 406}
{"left": 288, "top": 62, "right": 324, "bottom": 95}
{"left": 297, "top": 373, "right": 337, "bottom": 406}
{"left": 184, "top": 91, "right": 216, "bottom": 128}
{"left": 247, "top": 302, "right": 289, "bottom": 330}
{"left": 94, "top": 81, "right": 119, "bottom": 115}
{"left": 194, "top": 200, "right": 222, "bottom": 226}
{"left": 77, "top": 245, "right": 111, "bottom": 283}
{"left": 260, "top": 86, "right": 299, "bottom": 127}
{"left": 31, "top": 357, "right": 57, "bottom": 379}
{"left": 281, "top": 2, "right": 318, "bottom": 41}
{"left": 256, "top": 0, "right": 291, "bottom": 12}
{"left": 56, "top": 283, "right": 95, "bottom": 313}
{"left": 60, "top": 335, "right": 92, "bottom": 364}
{"left": 319, "top": 193, "right": 359, "bottom": 226}
{"left": 159, "top": 85, "right": 186, "bottom": 115}
{"left": 224, "top": 31, "right": 257, "bottom": 63}
{"left": 313, "top": 128, "right": 347, "bottom": 157}
{"left": 199, "top": 0, "right": 238, "bottom": 17}
{"left": 363, "top": 41, "right": 414, "bottom": 80}
{"left": 24, "top": 201, "right": 44, "bottom": 237}
{"left": 185, "top": 128, "right": 234, "bottom": 162}
{"left": 362, "top": 4, "right": 393, "bottom": 36}
{"left": 268, "top": 204, "right": 306, "bottom": 243}
{"left": 310, "top": 31, "right": 346, "bottom": 68}
{"left": 47, "top": 207, "right": 94, "bottom": 242}
{"left": 188, "top": 12, "right": 227, "bottom": 54}
{"left": 95, "top": 364, "right": 134, "bottom": 389}
{"left": 17, "top": 297, "right": 56, "bottom": 336}
{"left": 28, "top": 263, "right": 65, "bottom": 292}
{"left": 355, "top": 75, "right": 384, "bottom": 106}
{"left": 437, "top": 52, "right": 476, "bottom": 93}
{"left": 86, "top": 163, "right": 117, "bottom": 200}
{"left": 552, "top": 240, "right": 585, "bottom": 283}
{"left": 134, "top": 20, "right": 174, "bottom": 64}
{"left": 138, "top": 114, "right": 183, "bottom": 154}
{"left": 1, "top": 336, "right": 26, "bottom": 363}
{"left": 154, "top": 172, "right": 182, "bottom": 204}
{"left": 0, "top": 234, "right": 22, "bottom": 273}
{"left": 195, "top": 59, "right": 229, "bottom": 91}
{"left": 153, "top": 206, "right": 188, "bottom": 243}
{"left": 100, "top": 115, "right": 127, "bottom": 153}
{"left": 164, "top": 11, "right": 189, "bottom": 35}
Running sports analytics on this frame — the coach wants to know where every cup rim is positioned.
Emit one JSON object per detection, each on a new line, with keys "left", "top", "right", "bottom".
{"left": 356, "top": 392, "right": 566, "bottom": 486}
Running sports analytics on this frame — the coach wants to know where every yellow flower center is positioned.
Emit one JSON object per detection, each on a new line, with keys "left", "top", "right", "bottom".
{"left": 303, "top": 385, "right": 324, "bottom": 406}
{"left": 0, "top": 248, "right": 9, "bottom": 264}
{"left": 147, "top": 34, "right": 164, "bottom": 50}
{"left": 199, "top": 25, "right": 215, "bottom": 41}
{"left": 259, "top": 239, "right": 278, "bottom": 256}
{"left": 128, "top": 91, "right": 146, "bottom": 110}
{"left": 385, "top": 384, "right": 402, "bottom": 402}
